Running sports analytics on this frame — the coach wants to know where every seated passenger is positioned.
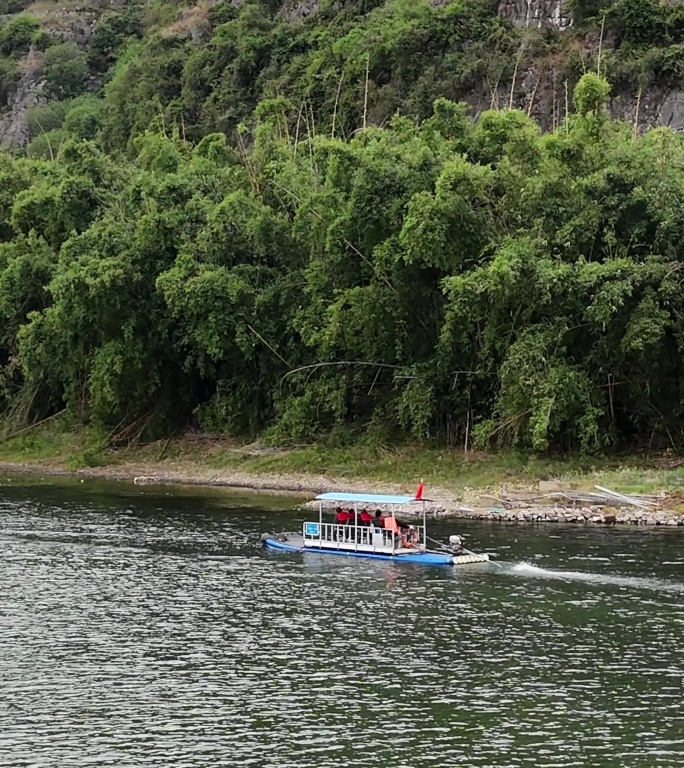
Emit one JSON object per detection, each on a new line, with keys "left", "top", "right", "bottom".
{"left": 336, "top": 508, "right": 352, "bottom": 525}
{"left": 383, "top": 515, "right": 399, "bottom": 534}
{"left": 401, "top": 525, "right": 419, "bottom": 548}
{"left": 374, "top": 510, "right": 386, "bottom": 528}
{"left": 359, "top": 509, "right": 373, "bottom": 526}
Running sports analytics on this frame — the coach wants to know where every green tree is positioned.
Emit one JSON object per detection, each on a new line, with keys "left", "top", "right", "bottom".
{"left": 0, "top": 14, "right": 39, "bottom": 56}
{"left": 42, "top": 42, "right": 89, "bottom": 100}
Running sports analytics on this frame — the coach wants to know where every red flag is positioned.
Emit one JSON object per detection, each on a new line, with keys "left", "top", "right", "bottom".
{"left": 415, "top": 480, "right": 424, "bottom": 500}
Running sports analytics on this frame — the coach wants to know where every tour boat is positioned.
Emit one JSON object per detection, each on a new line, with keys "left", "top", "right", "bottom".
{"left": 262, "top": 484, "right": 489, "bottom": 567}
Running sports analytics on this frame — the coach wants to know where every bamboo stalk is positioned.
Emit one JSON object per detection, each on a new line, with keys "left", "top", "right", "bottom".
{"left": 597, "top": 13, "right": 606, "bottom": 77}
{"left": 362, "top": 53, "right": 370, "bottom": 131}
{"left": 308, "top": 99, "right": 316, "bottom": 141}
{"left": 509, "top": 47, "right": 523, "bottom": 110}
{"left": 633, "top": 88, "right": 641, "bottom": 139}
{"left": 526, "top": 74, "right": 541, "bottom": 118}
{"left": 246, "top": 324, "right": 292, "bottom": 369}
{"left": 293, "top": 100, "right": 304, "bottom": 157}
{"left": 279, "top": 89, "right": 290, "bottom": 144}
{"left": 302, "top": 99, "right": 314, "bottom": 168}
{"left": 488, "top": 73, "right": 502, "bottom": 110}
{"left": 332, "top": 68, "right": 345, "bottom": 139}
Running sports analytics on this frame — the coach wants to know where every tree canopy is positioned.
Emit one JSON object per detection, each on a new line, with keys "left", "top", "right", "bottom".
{"left": 0, "top": 70, "right": 683, "bottom": 453}
{"left": 1, "top": 1, "right": 684, "bottom": 452}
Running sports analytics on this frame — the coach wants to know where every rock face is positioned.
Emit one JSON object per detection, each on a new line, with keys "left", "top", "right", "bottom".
{"left": 498, "top": 0, "right": 573, "bottom": 30}
{"left": 0, "top": 48, "right": 45, "bottom": 150}
{"left": 657, "top": 91, "right": 684, "bottom": 131}
{"left": 278, "top": 0, "right": 322, "bottom": 21}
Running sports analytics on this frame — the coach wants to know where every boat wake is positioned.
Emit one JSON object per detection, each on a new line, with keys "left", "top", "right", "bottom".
{"left": 508, "top": 561, "right": 684, "bottom": 594}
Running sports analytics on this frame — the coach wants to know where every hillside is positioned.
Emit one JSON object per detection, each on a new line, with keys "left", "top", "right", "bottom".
{"left": 1, "top": 1, "right": 684, "bottom": 457}
{"left": 2, "top": 0, "right": 684, "bottom": 152}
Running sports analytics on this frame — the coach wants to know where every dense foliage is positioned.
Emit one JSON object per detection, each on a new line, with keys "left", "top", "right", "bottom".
{"left": 2, "top": 1, "right": 684, "bottom": 452}
{"left": 11, "top": 0, "right": 684, "bottom": 157}
{"left": 1, "top": 68, "right": 684, "bottom": 452}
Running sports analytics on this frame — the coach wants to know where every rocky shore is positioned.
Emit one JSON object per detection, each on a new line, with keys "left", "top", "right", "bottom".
{"left": 434, "top": 504, "right": 684, "bottom": 526}
{"left": 1, "top": 459, "right": 683, "bottom": 527}
{"left": 308, "top": 496, "right": 684, "bottom": 527}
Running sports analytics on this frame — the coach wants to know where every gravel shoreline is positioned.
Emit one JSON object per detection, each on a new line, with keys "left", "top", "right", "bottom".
{"left": 310, "top": 499, "right": 684, "bottom": 527}
{"left": 0, "top": 460, "right": 682, "bottom": 526}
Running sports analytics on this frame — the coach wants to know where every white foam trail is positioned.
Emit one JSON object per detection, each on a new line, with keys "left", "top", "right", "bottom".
{"left": 508, "top": 562, "right": 684, "bottom": 594}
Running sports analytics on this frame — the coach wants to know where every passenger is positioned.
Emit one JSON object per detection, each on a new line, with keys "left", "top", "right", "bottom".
{"left": 449, "top": 535, "right": 465, "bottom": 555}
{"left": 383, "top": 515, "right": 400, "bottom": 534}
{"left": 374, "top": 510, "right": 386, "bottom": 528}
{"left": 359, "top": 509, "right": 373, "bottom": 526}
{"left": 401, "top": 524, "right": 419, "bottom": 548}
{"left": 335, "top": 507, "right": 348, "bottom": 525}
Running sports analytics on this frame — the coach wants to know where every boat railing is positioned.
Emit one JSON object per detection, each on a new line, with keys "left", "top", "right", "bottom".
{"left": 302, "top": 521, "right": 425, "bottom": 552}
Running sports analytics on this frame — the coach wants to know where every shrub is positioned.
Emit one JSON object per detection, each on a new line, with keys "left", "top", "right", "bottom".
{"left": 27, "top": 101, "right": 71, "bottom": 139}
{"left": 26, "top": 128, "right": 67, "bottom": 159}
{"left": 30, "top": 27, "right": 53, "bottom": 52}
{"left": 64, "top": 99, "right": 103, "bottom": 140}
{"left": 87, "top": 8, "right": 143, "bottom": 73}
{"left": 42, "top": 42, "right": 89, "bottom": 99}
{"left": 0, "top": 14, "right": 40, "bottom": 56}
{"left": 614, "top": 0, "right": 667, "bottom": 47}
{"left": 565, "top": 0, "right": 606, "bottom": 25}
{"left": 0, "top": 0, "right": 30, "bottom": 12}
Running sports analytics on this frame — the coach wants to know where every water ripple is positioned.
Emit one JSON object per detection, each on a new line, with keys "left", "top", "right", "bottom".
{"left": 1, "top": 489, "right": 683, "bottom": 767}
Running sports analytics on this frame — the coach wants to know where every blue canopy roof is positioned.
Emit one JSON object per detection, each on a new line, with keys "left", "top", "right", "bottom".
{"left": 315, "top": 492, "right": 421, "bottom": 505}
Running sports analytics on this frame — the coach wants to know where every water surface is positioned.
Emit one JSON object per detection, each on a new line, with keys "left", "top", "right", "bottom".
{"left": 1, "top": 480, "right": 683, "bottom": 767}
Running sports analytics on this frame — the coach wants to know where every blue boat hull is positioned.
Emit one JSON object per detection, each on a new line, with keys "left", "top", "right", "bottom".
{"left": 263, "top": 534, "right": 454, "bottom": 566}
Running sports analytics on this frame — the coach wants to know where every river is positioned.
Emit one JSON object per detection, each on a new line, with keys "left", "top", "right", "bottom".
{"left": 1, "top": 479, "right": 683, "bottom": 767}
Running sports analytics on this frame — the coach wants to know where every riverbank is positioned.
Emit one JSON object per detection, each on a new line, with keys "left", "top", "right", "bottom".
{"left": 1, "top": 425, "right": 684, "bottom": 525}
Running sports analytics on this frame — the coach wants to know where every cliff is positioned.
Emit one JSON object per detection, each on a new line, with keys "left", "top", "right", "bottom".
{"left": 2, "top": 0, "right": 684, "bottom": 149}
{"left": 498, "top": 0, "right": 572, "bottom": 30}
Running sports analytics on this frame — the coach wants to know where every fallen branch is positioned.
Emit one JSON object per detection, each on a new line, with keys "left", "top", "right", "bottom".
{"left": 0, "top": 409, "right": 67, "bottom": 444}
{"left": 594, "top": 485, "right": 657, "bottom": 509}
{"left": 157, "top": 432, "right": 175, "bottom": 461}
{"left": 282, "top": 361, "right": 402, "bottom": 380}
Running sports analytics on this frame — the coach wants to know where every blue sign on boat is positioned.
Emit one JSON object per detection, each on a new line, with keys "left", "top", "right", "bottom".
{"left": 305, "top": 523, "right": 320, "bottom": 536}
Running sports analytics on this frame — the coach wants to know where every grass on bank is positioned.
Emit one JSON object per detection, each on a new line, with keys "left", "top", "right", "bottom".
{"left": 1, "top": 416, "right": 684, "bottom": 497}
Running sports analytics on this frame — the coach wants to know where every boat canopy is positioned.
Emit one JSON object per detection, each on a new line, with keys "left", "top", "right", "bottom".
{"left": 315, "top": 492, "right": 421, "bottom": 505}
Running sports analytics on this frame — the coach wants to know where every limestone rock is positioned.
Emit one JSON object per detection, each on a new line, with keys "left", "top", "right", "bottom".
{"left": 658, "top": 91, "right": 684, "bottom": 132}
{"left": 0, "top": 48, "right": 45, "bottom": 150}
{"left": 278, "top": 0, "right": 322, "bottom": 21}
{"left": 498, "top": 0, "right": 573, "bottom": 30}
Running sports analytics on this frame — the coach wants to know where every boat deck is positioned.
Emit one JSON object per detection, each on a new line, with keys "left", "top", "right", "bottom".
{"left": 263, "top": 531, "right": 489, "bottom": 565}
{"left": 280, "top": 531, "right": 424, "bottom": 556}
